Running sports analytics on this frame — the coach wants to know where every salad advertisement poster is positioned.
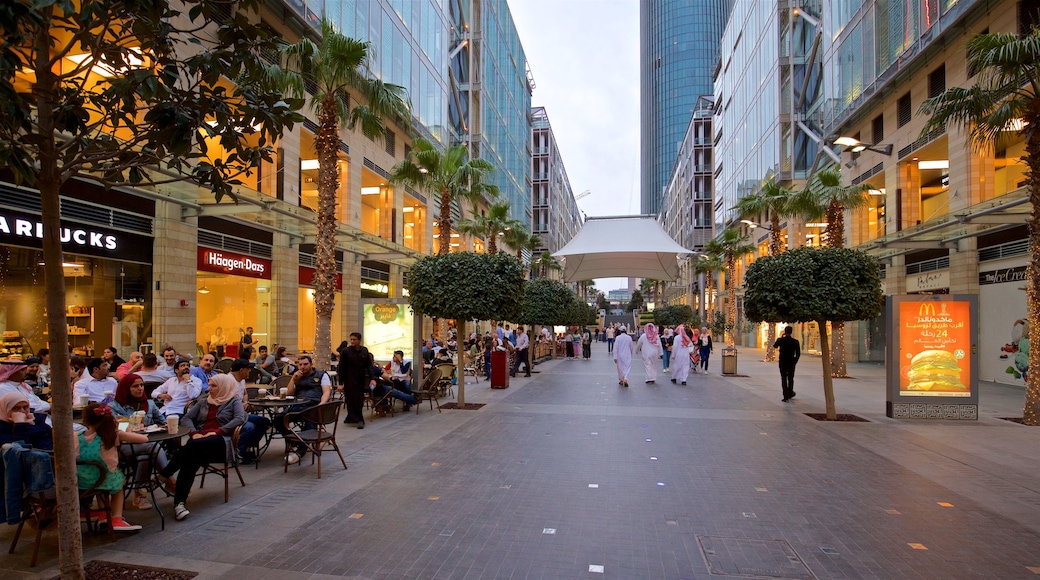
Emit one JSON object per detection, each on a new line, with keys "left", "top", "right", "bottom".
{"left": 899, "top": 300, "right": 971, "bottom": 397}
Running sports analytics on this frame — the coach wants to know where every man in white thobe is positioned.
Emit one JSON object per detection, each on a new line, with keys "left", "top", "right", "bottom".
{"left": 635, "top": 323, "right": 662, "bottom": 383}
{"left": 670, "top": 325, "right": 693, "bottom": 385}
{"left": 612, "top": 326, "right": 634, "bottom": 387}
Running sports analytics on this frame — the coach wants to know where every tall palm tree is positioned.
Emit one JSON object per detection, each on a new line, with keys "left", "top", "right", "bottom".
{"left": 281, "top": 19, "right": 410, "bottom": 369}
{"left": 457, "top": 201, "right": 522, "bottom": 254}
{"left": 791, "top": 165, "right": 873, "bottom": 376}
{"left": 919, "top": 28, "right": 1040, "bottom": 424}
{"left": 502, "top": 225, "right": 538, "bottom": 259}
{"left": 694, "top": 254, "right": 725, "bottom": 325}
{"left": 389, "top": 138, "right": 499, "bottom": 256}
{"left": 704, "top": 229, "right": 755, "bottom": 347}
{"left": 734, "top": 179, "right": 797, "bottom": 361}
{"left": 533, "top": 251, "right": 563, "bottom": 278}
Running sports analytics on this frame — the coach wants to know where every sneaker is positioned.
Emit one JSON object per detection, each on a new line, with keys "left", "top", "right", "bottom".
{"left": 132, "top": 494, "right": 153, "bottom": 511}
{"left": 111, "top": 516, "right": 143, "bottom": 532}
{"left": 286, "top": 452, "right": 302, "bottom": 465}
{"left": 174, "top": 503, "right": 190, "bottom": 521}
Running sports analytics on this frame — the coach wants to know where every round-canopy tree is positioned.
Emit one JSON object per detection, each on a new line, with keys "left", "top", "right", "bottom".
{"left": 518, "top": 277, "right": 573, "bottom": 359}
{"left": 408, "top": 252, "right": 524, "bottom": 404}
{"left": 654, "top": 304, "right": 695, "bottom": 328}
{"left": 744, "top": 247, "right": 883, "bottom": 419}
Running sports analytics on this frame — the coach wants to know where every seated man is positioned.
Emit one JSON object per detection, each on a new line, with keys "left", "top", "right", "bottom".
{"left": 229, "top": 359, "right": 272, "bottom": 464}
{"left": 135, "top": 353, "right": 173, "bottom": 384}
{"left": 276, "top": 356, "right": 331, "bottom": 465}
{"left": 152, "top": 359, "right": 203, "bottom": 418}
{"left": 370, "top": 355, "right": 417, "bottom": 413}
{"left": 157, "top": 346, "right": 180, "bottom": 374}
{"left": 252, "top": 345, "right": 277, "bottom": 384}
{"left": 116, "top": 351, "right": 144, "bottom": 379}
{"left": 421, "top": 339, "right": 435, "bottom": 366}
{"left": 73, "top": 358, "right": 117, "bottom": 403}
{"left": 0, "top": 360, "right": 51, "bottom": 414}
{"left": 386, "top": 350, "right": 412, "bottom": 393}
{"left": 190, "top": 353, "right": 218, "bottom": 391}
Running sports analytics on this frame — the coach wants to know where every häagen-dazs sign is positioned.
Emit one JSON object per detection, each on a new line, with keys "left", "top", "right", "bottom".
{"left": 197, "top": 247, "right": 272, "bottom": 279}
{"left": 906, "top": 269, "right": 949, "bottom": 293}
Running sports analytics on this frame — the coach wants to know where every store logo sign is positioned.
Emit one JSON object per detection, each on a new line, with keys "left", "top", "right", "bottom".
{"left": 979, "top": 266, "right": 1027, "bottom": 285}
{"left": 197, "top": 248, "right": 272, "bottom": 279}
{"left": 361, "top": 281, "right": 389, "bottom": 295}
{"left": 0, "top": 213, "right": 118, "bottom": 250}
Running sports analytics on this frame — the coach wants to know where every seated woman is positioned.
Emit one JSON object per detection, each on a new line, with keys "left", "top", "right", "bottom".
{"left": 156, "top": 374, "right": 245, "bottom": 521}
{"left": 0, "top": 392, "right": 53, "bottom": 450}
{"left": 108, "top": 373, "right": 170, "bottom": 510}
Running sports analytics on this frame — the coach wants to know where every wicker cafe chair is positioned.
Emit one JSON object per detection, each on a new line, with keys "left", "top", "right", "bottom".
{"left": 412, "top": 367, "right": 443, "bottom": 414}
{"left": 282, "top": 402, "right": 347, "bottom": 478}
{"left": 215, "top": 358, "right": 235, "bottom": 374}
{"left": 271, "top": 374, "right": 292, "bottom": 391}
{"left": 197, "top": 426, "right": 246, "bottom": 502}
{"left": 434, "top": 363, "right": 456, "bottom": 398}
{"left": 9, "top": 459, "right": 115, "bottom": 567}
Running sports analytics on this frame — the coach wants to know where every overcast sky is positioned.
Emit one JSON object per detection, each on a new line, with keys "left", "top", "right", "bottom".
{"left": 509, "top": 0, "right": 639, "bottom": 293}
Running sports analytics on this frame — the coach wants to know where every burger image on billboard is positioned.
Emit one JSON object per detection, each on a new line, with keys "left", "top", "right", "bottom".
{"left": 906, "top": 350, "right": 967, "bottom": 391}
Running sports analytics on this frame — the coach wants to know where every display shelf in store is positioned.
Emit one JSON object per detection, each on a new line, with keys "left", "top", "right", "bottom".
{"left": 1, "top": 333, "right": 30, "bottom": 359}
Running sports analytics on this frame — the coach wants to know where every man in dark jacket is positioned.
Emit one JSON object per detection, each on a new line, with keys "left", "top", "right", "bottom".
{"left": 337, "top": 332, "right": 371, "bottom": 429}
{"left": 772, "top": 325, "right": 801, "bottom": 402}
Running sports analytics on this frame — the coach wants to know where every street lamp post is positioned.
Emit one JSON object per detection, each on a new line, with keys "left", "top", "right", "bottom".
{"left": 833, "top": 136, "right": 893, "bottom": 156}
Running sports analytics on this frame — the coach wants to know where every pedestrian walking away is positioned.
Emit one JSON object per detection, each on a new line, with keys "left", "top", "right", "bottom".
{"left": 612, "top": 326, "right": 633, "bottom": 387}
{"left": 635, "top": 323, "right": 662, "bottom": 383}
{"left": 670, "top": 325, "right": 692, "bottom": 385}
{"left": 605, "top": 325, "right": 615, "bottom": 353}
{"left": 661, "top": 326, "right": 673, "bottom": 372}
{"left": 773, "top": 325, "right": 800, "bottom": 402}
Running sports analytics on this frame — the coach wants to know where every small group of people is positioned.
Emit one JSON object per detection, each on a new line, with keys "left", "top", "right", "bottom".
{"left": 612, "top": 323, "right": 714, "bottom": 386}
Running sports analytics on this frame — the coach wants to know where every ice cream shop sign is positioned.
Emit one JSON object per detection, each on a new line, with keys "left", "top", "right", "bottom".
{"left": 885, "top": 295, "right": 979, "bottom": 420}
{"left": 197, "top": 248, "right": 271, "bottom": 279}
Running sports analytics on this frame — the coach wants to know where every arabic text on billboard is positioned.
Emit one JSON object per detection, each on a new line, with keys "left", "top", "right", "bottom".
{"left": 898, "top": 300, "right": 971, "bottom": 397}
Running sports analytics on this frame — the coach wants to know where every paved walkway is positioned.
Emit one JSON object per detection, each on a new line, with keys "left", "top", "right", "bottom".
{"left": 4, "top": 341, "right": 1040, "bottom": 579}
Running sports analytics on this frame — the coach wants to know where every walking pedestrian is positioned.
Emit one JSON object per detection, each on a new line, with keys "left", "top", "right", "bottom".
{"left": 564, "top": 329, "right": 575, "bottom": 359}
{"left": 337, "top": 332, "right": 371, "bottom": 429}
{"left": 605, "top": 325, "right": 615, "bottom": 353}
{"left": 670, "top": 325, "right": 692, "bottom": 385}
{"left": 635, "top": 323, "right": 662, "bottom": 383}
{"left": 697, "top": 327, "right": 713, "bottom": 374}
{"left": 773, "top": 325, "right": 800, "bottom": 402}
{"left": 581, "top": 326, "right": 592, "bottom": 360}
{"left": 661, "top": 326, "right": 673, "bottom": 372}
{"left": 612, "top": 326, "right": 633, "bottom": 387}
{"left": 511, "top": 326, "right": 531, "bottom": 377}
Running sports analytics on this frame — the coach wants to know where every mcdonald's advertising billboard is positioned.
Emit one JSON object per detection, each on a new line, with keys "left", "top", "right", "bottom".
{"left": 887, "top": 295, "right": 979, "bottom": 415}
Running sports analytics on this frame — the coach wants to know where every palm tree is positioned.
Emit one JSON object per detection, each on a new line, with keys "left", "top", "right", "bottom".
{"left": 389, "top": 138, "right": 499, "bottom": 256}
{"left": 694, "top": 254, "right": 725, "bottom": 325}
{"left": 791, "top": 165, "right": 873, "bottom": 376}
{"left": 533, "top": 251, "right": 563, "bottom": 278}
{"left": 919, "top": 28, "right": 1040, "bottom": 424}
{"left": 502, "top": 225, "right": 538, "bottom": 258}
{"left": 457, "top": 201, "right": 522, "bottom": 254}
{"left": 281, "top": 19, "right": 410, "bottom": 370}
{"left": 704, "top": 229, "right": 755, "bottom": 347}
{"left": 734, "top": 179, "right": 797, "bottom": 361}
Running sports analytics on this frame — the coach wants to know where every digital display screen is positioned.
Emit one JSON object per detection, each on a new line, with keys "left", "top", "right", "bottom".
{"left": 898, "top": 300, "right": 972, "bottom": 397}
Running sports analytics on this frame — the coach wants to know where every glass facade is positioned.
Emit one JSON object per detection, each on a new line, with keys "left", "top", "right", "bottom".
{"left": 640, "top": 0, "right": 731, "bottom": 215}
{"left": 714, "top": 0, "right": 781, "bottom": 229}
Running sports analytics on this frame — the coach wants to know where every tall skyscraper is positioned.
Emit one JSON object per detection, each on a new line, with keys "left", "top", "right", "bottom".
{"left": 640, "top": 0, "right": 731, "bottom": 215}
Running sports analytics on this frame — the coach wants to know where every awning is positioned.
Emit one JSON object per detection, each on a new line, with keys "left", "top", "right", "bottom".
{"left": 552, "top": 215, "right": 694, "bottom": 281}
{"left": 857, "top": 187, "right": 1029, "bottom": 261}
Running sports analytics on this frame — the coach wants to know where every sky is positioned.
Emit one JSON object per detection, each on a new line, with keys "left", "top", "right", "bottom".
{"left": 509, "top": 0, "right": 639, "bottom": 293}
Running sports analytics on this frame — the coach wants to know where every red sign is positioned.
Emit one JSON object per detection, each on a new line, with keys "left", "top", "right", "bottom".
{"left": 197, "top": 247, "right": 272, "bottom": 279}
{"left": 299, "top": 266, "right": 343, "bottom": 290}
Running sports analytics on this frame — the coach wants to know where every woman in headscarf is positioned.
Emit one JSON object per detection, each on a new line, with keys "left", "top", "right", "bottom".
{"left": 670, "top": 325, "right": 693, "bottom": 385}
{"left": 156, "top": 373, "right": 245, "bottom": 521}
{"left": 0, "top": 392, "right": 53, "bottom": 450}
{"left": 110, "top": 373, "right": 170, "bottom": 510}
{"left": 635, "top": 323, "right": 662, "bottom": 383}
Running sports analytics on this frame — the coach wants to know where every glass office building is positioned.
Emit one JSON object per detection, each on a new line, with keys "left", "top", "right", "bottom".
{"left": 640, "top": 0, "right": 731, "bottom": 215}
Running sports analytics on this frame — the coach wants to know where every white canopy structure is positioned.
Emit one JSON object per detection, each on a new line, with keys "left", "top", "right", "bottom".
{"left": 551, "top": 215, "right": 695, "bottom": 281}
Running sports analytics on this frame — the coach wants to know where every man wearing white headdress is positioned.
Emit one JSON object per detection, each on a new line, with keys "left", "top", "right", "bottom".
{"left": 612, "top": 326, "right": 634, "bottom": 387}
{"left": 670, "top": 325, "right": 693, "bottom": 385}
{"left": 635, "top": 323, "right": 662, "bottom": 383}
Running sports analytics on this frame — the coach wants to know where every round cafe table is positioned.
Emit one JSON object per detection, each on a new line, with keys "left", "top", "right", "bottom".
{"left": 247, "top": 398, "right": 300, "bottom": 455}
{"left": 121, "top": 424, "right": 190, "bottom": 530}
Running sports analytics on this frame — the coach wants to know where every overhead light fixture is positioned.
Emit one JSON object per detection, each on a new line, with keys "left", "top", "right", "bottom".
{"left": 66, "top": 48, "right": 144, "bottom": 77}
{"left": 740, "top": 219, "right": 758, "bottom": 228}
{"left": 361, "top": 187, "right": 381, "bottom": 195}
{"left": 300, "top": 159, "right": 319, "bottom": 170}
{"left": 402, "top": 207, "right": 415, "bottom": 212}
{"left": 917, "top": 160, "right": 949, "bottom": 170}
{"left": 869, "top": 188, "right": 886, "bottom": 196}
{"left": 198, "top": 285, "right": 211, "bottom": 294}
{"left": 833, "top": 136, "right": 893, "bottom": 155}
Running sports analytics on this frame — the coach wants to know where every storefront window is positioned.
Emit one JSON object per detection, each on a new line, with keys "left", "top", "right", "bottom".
{"left": 361, "top": 167, "right": 390, "bottom": 238}
{"left": 0, "top": 247, "right": 151, "bottom": 358}
{"left": 196, "top": 274, "right": 271, "bottom": 359}
{"left": 297, "top": 287, "right": 343, "bottom": 352}
{"left": 402, "top": 194, "right": 426, "bottom": 252}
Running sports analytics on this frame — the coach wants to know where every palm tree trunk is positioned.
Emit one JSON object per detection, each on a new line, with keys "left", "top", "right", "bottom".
{"left": 36, "top": 20, "right": 85, "bottom": 576}
{"left": 457, "top": 319, "right": 466, "bottom": 406}
{"left": 764, "top": 215, "right": 784, "bottom": 362}
{"left": 818, "top": 319, "right": 837, "bottom": 420}
{"left": 313, "top": 96, "right": 340, "bottom": 371}
{"left": 705, "top": 273, "right": 714, "bottom": 327}
{"left": 1023, "top": 135, "right": 1040, "bottom": 425}
{"left": 438, "top": 189, "right": 452, "bottom": 255}
{"left": 726, "top": 256, "right": 737, "bottom": 347}
{"left": 828, "top": 202, "right": 848, "bottom": 377}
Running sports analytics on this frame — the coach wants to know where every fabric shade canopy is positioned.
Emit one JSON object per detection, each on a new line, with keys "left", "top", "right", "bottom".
{"left": 551, "top": 216, "right": 695, "bottom": 281}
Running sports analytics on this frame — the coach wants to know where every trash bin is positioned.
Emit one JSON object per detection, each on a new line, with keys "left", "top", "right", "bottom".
{"left": 722, "top": 347, "right": 738, "bottom": 375}
{"left": 491, "top": 350, "right": 510, "bottom": 389}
